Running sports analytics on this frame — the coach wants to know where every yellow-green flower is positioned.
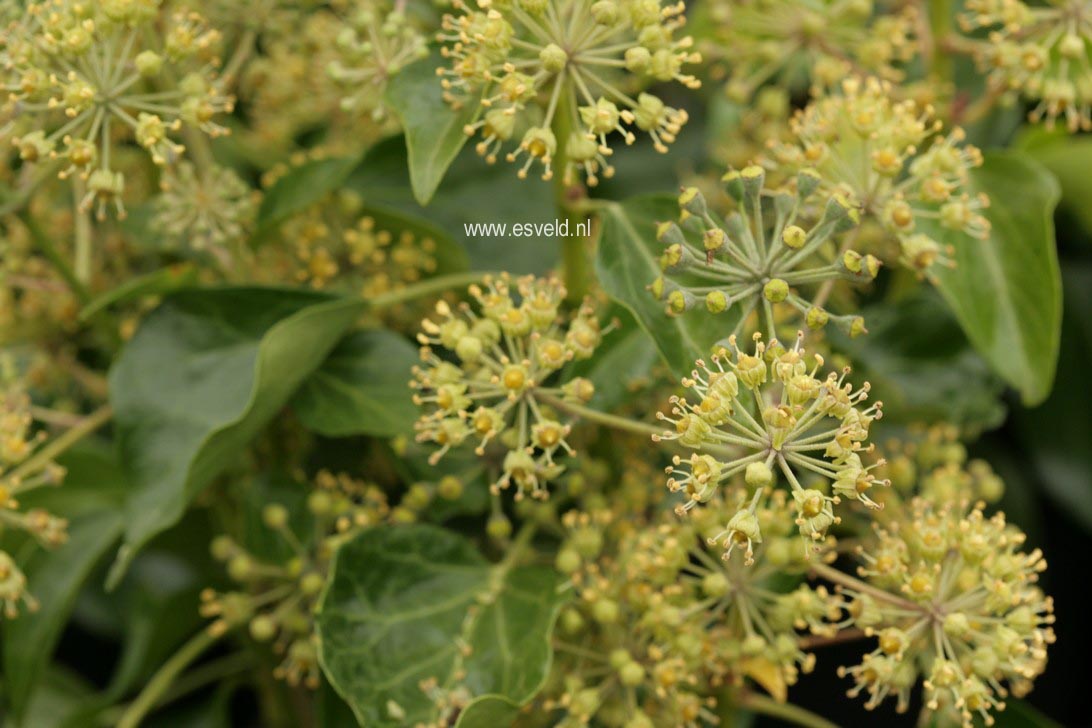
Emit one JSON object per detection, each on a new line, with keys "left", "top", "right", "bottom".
{"left": 438, "top": 0, "right": 701, "bottom": 184}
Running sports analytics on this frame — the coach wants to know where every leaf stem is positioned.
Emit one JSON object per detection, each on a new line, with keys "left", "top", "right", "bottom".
{"left": 116, "top": 628, "right": 222, "bottom": 728}
{"left": 810, "top": 561, "right": 920, "bottom": 611}
{"left": 551, "top": 94, "right": 591, "bottom": 302}
{"left": 537, "top": 392, "right": 737, "bottom": 459}
{"left": 367, "top": 270, "right": 492, "bottom": 309}
{"left": 220, "top": 29, "right": 258, "bottom": 88}
{"left": 100, "top": 652, "right": 253, "bottom": 725}
{"left": 73, "top": 177, "right": 94, "bottom": 284}
{"left": 737, "top": 691, "right": 839, "bottom": 728}
{"left": 537, "top": 392, "right": 662, "bottom": 438}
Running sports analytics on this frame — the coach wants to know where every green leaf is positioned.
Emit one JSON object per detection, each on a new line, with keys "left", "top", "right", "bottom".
{"left": 107, "top": 287, "right": 366, "bottom": 586}
{"left": 291, "top": 329, "right": 418, "bottom": 438}
{"left": 991, "top": 700, "right": 1063, "bottom": 728}
{"left": 19, "top": 669, "right": 98, "bottom": 728}
{"left": 1, "top": 447, "right": 127, "bottom": 722}
{"left": 315, "top": 525, "right": 566, "bottom": 727}
{"left": 351, "top": 136, "right": 558, "bottom": 274}
{"left": 1017, "top": 127, "right": 1092, "bottom": 239}
{"left": 829, "top": 292, "right": 1006, "bottom": 431}
{"left": 1010, "top": 264, "right": 1092, "bottom": 532}
{"left": 385, "top": 52, "right": 480, "bottom": 205}
{"left": 927, "top": 151, "right": 1062, "bottom": 405}
{"left": 596, "top": 195, "right": 739, "bottom": 378}
{"left": 256, "top": 156, "right": 361, "bottom": 236}
{"left": 454, "top": 696, "right": 521, "bottom": 728}
{"left": 78, "top": 264, "right": 198, "bottom": 322}
{"left": 3, "top": 510, "right": 124, "bottom": 721}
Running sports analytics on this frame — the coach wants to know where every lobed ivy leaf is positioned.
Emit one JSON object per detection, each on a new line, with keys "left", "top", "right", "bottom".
{"left": 925, "top": 151, "right": 1062, "bottom": 406}
{"left": 291, "top": 328, "right": 418, "bottom": 438}
{"left": 107, "top": 288, "right": 366, "bottom": 587}
{"left": 384, "top": 51, "right": 480, "bottom": 206}
{"left": 315, "top": 525, "right": 566, "bottom": 727}
{"left": 595, "top": 195, "right": 740, "bottom": 379}
{"left": 255, "top": 155, "right": 361, "bottom": 237}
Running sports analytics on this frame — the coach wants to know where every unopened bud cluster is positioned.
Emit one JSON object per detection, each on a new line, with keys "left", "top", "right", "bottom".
{"left": 655, "top": 333, "right": 886, "bottom": 560}
{"left": 651, "top": 168, "right": 875, "bottom": 338}
{"left": 327, "top": 0, "right": 428, "bottom": 122}
{"left": 412, "top": 274, "right": 605, "bottom": 499}
{"left": 768, "top": 76, "right": 990, "bottom": 274}
{"left": 961, "top": 0, "right": 1092, "bottom": 132}
{"left": 874, "top": 424, "right": 1005, "bottom": 510}
{"left": 201, "top": 469, "right": 393, "bottom": 689}
{"left": 439, "top": 0, "right": 701, "bottom": 184}
{"left": 544, "top": 494, "right": 840, "bottom": 725}
{"left": 709, "top": 0, "right": 918, "bottom": 102}
{"left": 152, "top": 162, "right": 256, "bottom": 252}
{"left": 262, "top": 192, "right": 439, "bottom": 299}
{"left": 3, "top": 1, "right": 233, "bottom": 218}
{"left": 834, "top": 499, "right": 1054, "bottom": 728}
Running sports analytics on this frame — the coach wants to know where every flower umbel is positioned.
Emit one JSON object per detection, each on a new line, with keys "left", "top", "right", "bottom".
{"left": 152, "top": 162, "right": 257, "bottom": 253}
{"left": 651, "top": 167, "right": 876, "bottom": 339}
{"left": 327, "top": 0, "right": 429, "bottom": 121}
{"left": 201, "top": 470, "right": 391, "bottom": 688}
{"left": 655, "top": 332, "right": 886, "bottom": 557}
{"left": 709, "top": 0, "right": 918, "bottom": 102}
{"left": 832, "top": 499, "right": 1054, "bottom": 727}
{"left": 768, "top": 76, "right": 990, "bottom": 275}
{"left": 0, "top": 364, "right": 68, "bottom": 618}
{"left": 412, "top": 274, "right": 605, "bottom": 499}
{"left": 4, "top": 1, "right": 233, "bottom": 218}
{"left": 960, "top": 0, "right": 1092, "bottom": 132}
{"left": 438, "top": 0, "right": 701, "bottom": 184}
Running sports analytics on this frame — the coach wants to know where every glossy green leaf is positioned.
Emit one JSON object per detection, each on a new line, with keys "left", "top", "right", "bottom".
{"left": 385, "top": 52, "right": 480, "bottom": 205}
{"left": 255, "top": 155, "right": 360, "bottom": 236}
{"left": 454, "top": 696, "right": 521, "bottom": 728}
{"left": 1010, "top": 264, "right": 1092, "bottom": 531}
{"left": 291, "top": 329, "right": 418, "bottom": 438}
{"left": 19, "top": 669, "right": 98, "bottom": 728}
{"left": 927, "top": 151, "right": 1062, "bottom": 405}
{"left": 315, "top": 525, "right": 566, "bottom": 727}
{"left": 351, "top": 136, "right": 558, "bottom": 274}
{"left": 991, "top": 700, "right": 1063, "bottom": 728}
{"left": 78, "top": 264, "right": 198, "bottom": 322}
{"left": 596, "top": 195, "right": 740, "bottom": 378}
{"left": 1018, "top": 127, "right": 1092, "bottom": 239}
{"left": 107, "top": 288, "right": 366, "bottom": 586}
{"left": 3, "top": 510, "right": 124, "bottom": 720}
{"left": 829, "top": 292, "right": 1006, "bottom": 431}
